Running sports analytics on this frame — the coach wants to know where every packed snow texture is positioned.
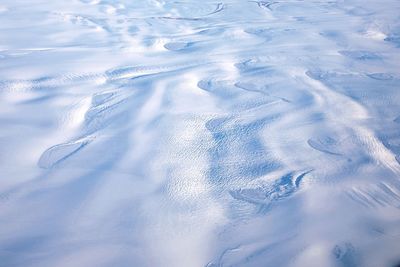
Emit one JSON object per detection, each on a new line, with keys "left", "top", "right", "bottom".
{"left": 1, "top": 0, "right": 400, "bottom": 266}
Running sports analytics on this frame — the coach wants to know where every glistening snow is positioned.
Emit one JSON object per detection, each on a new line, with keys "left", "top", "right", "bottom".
{"left": 0, "top": 1, "right": 400, "bottom": 267}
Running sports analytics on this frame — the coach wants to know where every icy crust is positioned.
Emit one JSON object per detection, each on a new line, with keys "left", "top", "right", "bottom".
{"left": 0, "top": 0, "right": 400, "bottom": 267}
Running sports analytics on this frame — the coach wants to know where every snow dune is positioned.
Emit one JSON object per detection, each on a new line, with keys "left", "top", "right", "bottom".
{"left": 0, "top": 0, "right": 400, "bottom": 266}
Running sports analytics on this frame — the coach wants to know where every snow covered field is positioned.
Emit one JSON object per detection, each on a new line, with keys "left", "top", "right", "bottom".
{"left": 1, "top": 0, "right": 400, "bottom": 266}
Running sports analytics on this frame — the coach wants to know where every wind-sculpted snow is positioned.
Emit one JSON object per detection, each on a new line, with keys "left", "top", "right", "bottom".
{"left": 0, "top": 0, "right": 400, "bottom": 266}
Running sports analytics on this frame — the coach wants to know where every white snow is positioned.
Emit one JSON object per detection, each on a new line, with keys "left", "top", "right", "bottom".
{"left": 1, "top": 0, "right": 400, "bottom": 266}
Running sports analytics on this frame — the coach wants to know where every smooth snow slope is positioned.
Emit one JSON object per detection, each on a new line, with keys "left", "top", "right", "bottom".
{"left": 1, "top": 0, "right": 400, "bottom": 266}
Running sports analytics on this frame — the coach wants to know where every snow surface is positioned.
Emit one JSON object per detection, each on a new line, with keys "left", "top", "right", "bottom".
{"left": 1, "top": 0, "right": 400, "bottom": 266}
